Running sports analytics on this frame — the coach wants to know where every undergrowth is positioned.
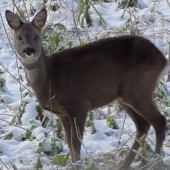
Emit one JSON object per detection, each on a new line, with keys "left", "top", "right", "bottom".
{"left": 0, "top": 0, "right": 170, "bottom": 170}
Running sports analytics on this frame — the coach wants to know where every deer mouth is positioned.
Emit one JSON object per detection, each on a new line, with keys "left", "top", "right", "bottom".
{"left": 23, "top": 52, "right": 35, "bottom": 58}
{"left": 22, "top": 47, "right": 37, "bottom": 59}
{"left": 20, "top": 52, "right": 39, "bottom": 64}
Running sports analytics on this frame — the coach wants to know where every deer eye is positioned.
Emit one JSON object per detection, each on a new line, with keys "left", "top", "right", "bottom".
{"left": 34, "top": 35, "right": 39, "bottom": 39}
{"left": 18, "top": 36, "right": 23, "bottom": 40}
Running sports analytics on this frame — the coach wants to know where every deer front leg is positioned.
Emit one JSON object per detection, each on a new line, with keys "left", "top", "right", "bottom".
{"left": 59, "top": 99, "right": 89, "bottom": 163}
{"left": 70, "top": 112, "right": 87, "bottom": 162}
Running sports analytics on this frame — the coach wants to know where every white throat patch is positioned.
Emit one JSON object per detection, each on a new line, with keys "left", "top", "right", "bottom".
{"left": 25, "top": 69, "right": 39, "bottom": 84}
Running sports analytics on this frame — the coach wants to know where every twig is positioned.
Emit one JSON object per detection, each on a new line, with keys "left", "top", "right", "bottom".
{"left": 72, "top": 11, "right": 82, "bottom": 44}
{"left": 167, "top": 41, "right": 170, "bottom": 82}
{"left": 88, "top": 0, "right": 106, "bottom": 27}
{"left": 0, "top": 13, "right": 21, "bottom": 63}
{"left": 0, "top": 63, "right": 35, "bottom": 96}
{"left": 0, "top": 158, "right": 10, "bottom": 170}
{"left": 160, "top": 80, "right": 170, "bottom": 96}
{"left": 116, "top": 113, "right": 127, "bottom": 150}
{"left": 73, "top": 117, "right": 92, "bottom": 165}
{"left": 23, "top": 0, "right": 30, "bottom": 20}
{"left": 0, "top": 96, "right": 17, "bottom": 113}
{"left": 122, "top": 131, "right": 136, "bottom": 147}
{"left": 121, "top": 0, "right": 132, "bottom": 19}
{"left": 11, "top": 164, "right": 18, "bottom": 170}
{"left": 166, "top": 0, "right": 170, "bottom": 9}
{"left": 0, "top": 114, "right": 14, "bottom": 116}
{"left": 132, "top": 149, "right": 151, "bottom": 163}
{"left": 11, "top": 0, "right": 28, "bottom": 21}
{"left": 0, "top": 117, "right": 31, "bottom": 133}
{"left": 0, "top": 12, "right": 24, "bottom": 102}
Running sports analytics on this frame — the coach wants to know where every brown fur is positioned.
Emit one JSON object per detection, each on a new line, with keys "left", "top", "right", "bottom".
{"left": 5, "top": 9, "right": 167, "bottom": 170}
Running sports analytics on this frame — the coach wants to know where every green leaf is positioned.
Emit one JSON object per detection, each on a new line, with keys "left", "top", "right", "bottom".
{"left": 11, "top": 114, "right": 17, "bottom": 124}
{"left": 26, "top": 131, "right": 32, "bottom": 140}
{"left": 0, "top": 77, "right": 5, "bottom": 92}
{"left": 80, "top": 15, "right": 85, "bottom": 28}
{"left": 86, "top": 112, "right": 93, "bottom": 127}
{"left": 51, "top": 154, "right": 69, "bottom": 165}
{"left": 86, "top": 162, "right": 99, "bottom": 170}
{"left": 107, "top": 116, "right": 118, "bottom": 129}
{"left": 34, "top": 157, "right": 43, "bottom": 170}
{"left": 77, "top": 0, "right": 84, "bottom": 23}
{"left": 4, "top": 133, "right": 13, "bottom": 140}
{"left": 67, "top": 41, "right": 73, "bottom": 48}
{"left": 0, "top": 69, "right": 3, "bottom": 74}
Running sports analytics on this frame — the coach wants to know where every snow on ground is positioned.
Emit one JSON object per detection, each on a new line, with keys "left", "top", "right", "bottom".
{"left": 0, "top": 0, "right": 170, "bottom": 169}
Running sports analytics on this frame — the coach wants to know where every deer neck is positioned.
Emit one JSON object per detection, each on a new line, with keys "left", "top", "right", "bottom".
{"left": 23, "top": 48, "right": 48, "bottom": 84}
{"left": 23, "top": 48, "right": 50, "bottom": 107}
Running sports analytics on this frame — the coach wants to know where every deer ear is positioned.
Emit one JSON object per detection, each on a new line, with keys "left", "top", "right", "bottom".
{"left": 32, "top": 9, "right": 47, "bottom": 29}
{"left": 5, "top": 10, "right": 22, "bottom": 30}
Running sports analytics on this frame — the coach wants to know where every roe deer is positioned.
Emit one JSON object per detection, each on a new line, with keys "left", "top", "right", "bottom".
{"left": 5, "top": 8, "right": 168, "bottom": 170}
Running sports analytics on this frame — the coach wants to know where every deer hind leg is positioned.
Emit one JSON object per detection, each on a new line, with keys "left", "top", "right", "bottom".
{"left": 116, "top": 100, "right": 150, "bottom": 170}
{"left": 118, "top": 91, "right": 167, "bottom": 169}
{"left": 125, "top": 98, "right": 166, "bottom": 154}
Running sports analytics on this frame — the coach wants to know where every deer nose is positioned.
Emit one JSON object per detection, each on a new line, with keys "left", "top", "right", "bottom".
{"left": 23, "top": 47, "right": 36, "bottom": 55}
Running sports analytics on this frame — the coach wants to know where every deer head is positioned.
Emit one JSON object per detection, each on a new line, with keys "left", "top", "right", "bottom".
{"left": 5, "top": 9, "right": 47, "bottom": 65}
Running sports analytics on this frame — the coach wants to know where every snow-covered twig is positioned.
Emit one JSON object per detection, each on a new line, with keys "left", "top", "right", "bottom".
{"left": 0, "top": 117, "right": 31, "bottom": 132}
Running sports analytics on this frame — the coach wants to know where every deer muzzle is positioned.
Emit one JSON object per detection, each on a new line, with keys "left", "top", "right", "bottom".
{"left": 23, "top": 47, "right": 36, "bottom": 57}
